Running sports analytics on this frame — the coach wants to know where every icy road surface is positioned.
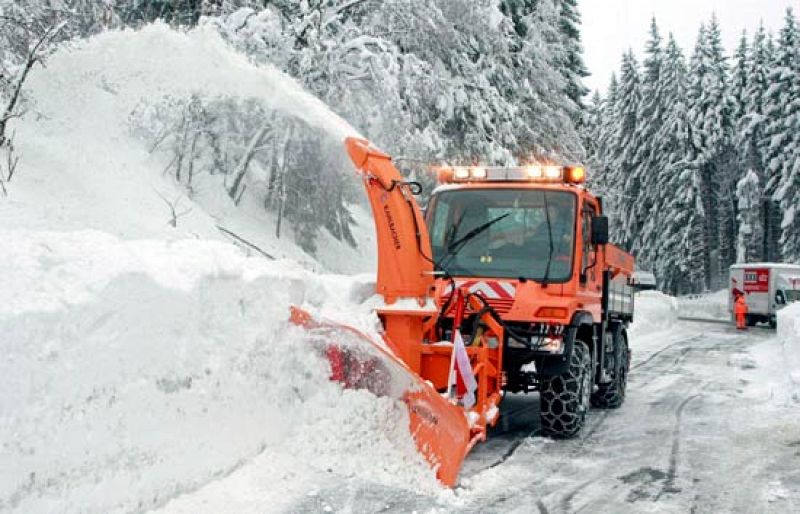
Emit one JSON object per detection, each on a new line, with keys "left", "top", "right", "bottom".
{"left": 277, "top": 321, "right": 799, "bottom": 513}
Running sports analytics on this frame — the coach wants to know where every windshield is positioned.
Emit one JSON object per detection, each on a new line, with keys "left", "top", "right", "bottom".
{"left": 776, "top": 274, "right": 800, "bottom": 303}
{"left": 428, "top": 189, "right": 576, "bottom": 281}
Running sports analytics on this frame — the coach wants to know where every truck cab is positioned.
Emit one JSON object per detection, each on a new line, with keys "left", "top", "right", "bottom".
{"left": 425, "top": 164, "right": 634, "bottom": 436}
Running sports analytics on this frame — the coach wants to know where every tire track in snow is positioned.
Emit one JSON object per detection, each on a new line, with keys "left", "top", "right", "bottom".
{"left": 544, "top": 331, "right": 716, "bottom": 512}
{"left": 659, "top": 393, "right": 702, "bottom": 499}
{"left": 471, "top": 395, "right": 610, "bottom": 475}
{"left": 462, "top": 325, "right": 734, "bottom": 512}
{"left": 631, "top": 334, "right": 705, "bottom": 372}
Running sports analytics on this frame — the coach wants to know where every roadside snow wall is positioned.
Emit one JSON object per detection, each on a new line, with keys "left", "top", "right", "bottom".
{"left": 778, "top": 302, "right": 800, "bottom": 342}
{"left": 0, "top": 230, "right": 433, "bottom": 514}
{"left": 675, "top": 289, "right": 729, "bottom": 321}
{"left": 629, "top": 290, "right": 679, "bottom": 340}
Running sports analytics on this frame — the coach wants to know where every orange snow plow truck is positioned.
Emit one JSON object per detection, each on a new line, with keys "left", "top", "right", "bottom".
{"left": 291, "top": 138, "right": 635, "bottom": 486}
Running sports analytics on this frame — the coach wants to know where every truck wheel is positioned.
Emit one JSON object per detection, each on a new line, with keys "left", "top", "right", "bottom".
{"left": 591, "top": 332, "right": 629, "bottom": 409}
{"left": 539, "top": 339, "right": 592, "bottom": 438}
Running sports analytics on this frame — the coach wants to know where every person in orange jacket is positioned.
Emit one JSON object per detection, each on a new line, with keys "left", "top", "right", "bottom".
{"left": 734, "top": 293, "right": 748, "bottom": 330}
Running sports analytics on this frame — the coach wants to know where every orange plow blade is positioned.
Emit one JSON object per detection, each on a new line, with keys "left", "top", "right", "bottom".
{"left": 289, "top": 306, "right": 472, "bottom": 486}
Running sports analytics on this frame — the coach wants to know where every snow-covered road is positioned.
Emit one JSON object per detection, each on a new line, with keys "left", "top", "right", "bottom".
{"left": 282, "top": 321, "right": 799, "bottom": 513}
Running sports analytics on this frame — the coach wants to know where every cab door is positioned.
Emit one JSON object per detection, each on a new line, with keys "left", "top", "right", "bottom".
{"left": 578, "top": 199, "right": 603, "bottom": 317}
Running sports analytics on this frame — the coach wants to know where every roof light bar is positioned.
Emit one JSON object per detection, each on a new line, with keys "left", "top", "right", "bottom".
{"left": 438, "top": 165, "right": 587, "bottom": 184}
{"left": 543, "top": 166, "right": 562, "bottom": 179}
{"left": 470, "top": 166, "right": 487, "bottom": 179}
{"left": 453, "top": 167, "right": 471, "bottom": 180}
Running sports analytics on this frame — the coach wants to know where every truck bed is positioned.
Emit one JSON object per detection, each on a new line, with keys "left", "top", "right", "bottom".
{"left": 604, "top": 243, "right": 635, "bottom": 323}
{"left": 607, "top": 277, "right": 634, "bottom": 321}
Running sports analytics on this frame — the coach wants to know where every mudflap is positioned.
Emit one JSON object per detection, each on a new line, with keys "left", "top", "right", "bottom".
{"left": 289, "top": 306, "right": 471, "bottom": 487}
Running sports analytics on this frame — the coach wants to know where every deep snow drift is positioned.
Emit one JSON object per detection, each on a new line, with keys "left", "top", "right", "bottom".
{"left": 0, "top": 230, "right": 435, "bottom": 514}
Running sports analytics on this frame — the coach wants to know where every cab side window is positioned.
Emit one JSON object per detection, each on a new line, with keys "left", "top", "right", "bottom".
{"left": 429, "top": 197, "right": 451, "bottom": 248}
{"left": 581, "top": 202, "right": 598, "bottom": 279}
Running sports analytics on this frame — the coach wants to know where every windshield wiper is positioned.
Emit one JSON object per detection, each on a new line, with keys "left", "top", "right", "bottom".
{"left": 444, "top": 208, "right": 469, "bottom": 250}
{"left": 540, "top": 192, "right": 554, "bottom": 287}
{"left": 439, "top": 213, "right": 510, "bottom": 270}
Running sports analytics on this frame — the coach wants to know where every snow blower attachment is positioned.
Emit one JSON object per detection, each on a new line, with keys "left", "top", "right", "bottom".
{"left": 289, "top": 138, "right": 506, "bottom": 486}
{"left": 290, "top": 137, "right": 636, "bottom": 485}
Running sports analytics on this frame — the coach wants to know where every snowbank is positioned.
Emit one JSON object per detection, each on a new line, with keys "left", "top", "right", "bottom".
{"left": 675, "top": 289, "right": 729, "bottom": 321}
{"left": 628, "top": 290, "right": 679, "bottom": 340}
{"left": 0, "top": 230, "right": 433, "bottom": 514}
{"left": 777, "top": 302, "right": 800, "bottom": 342}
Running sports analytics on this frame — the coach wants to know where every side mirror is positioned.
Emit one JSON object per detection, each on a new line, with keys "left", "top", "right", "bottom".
{"left": 776, "top": 290, "right": 786, "bottom": 305}
{"left": 591, "top": 215, "right": 609, "bottom": 245}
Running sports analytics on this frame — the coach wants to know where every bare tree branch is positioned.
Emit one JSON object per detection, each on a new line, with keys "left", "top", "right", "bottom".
{"left": 0, "top": 21, "right": 66, "bottom": 146}
{"left": 153, "top": 188, "right": 191, "bottom": 227}
{"left": 216, "top": 225, "right": 275, "bottom": 260}
{"left": 0, "top": 135, "right": 19, "bottom": 197}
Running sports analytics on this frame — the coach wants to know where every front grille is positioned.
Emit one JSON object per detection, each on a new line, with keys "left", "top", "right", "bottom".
{"left": 440, "top": 296, "right": 514, "bottom": 315}
{"left": 486, "top": 298, "right": 513, "bottom": 314}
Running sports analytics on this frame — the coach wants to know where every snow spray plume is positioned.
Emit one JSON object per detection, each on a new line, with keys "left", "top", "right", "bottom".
{"left": 27, "top": 23, "right": 362, "bottom": 145}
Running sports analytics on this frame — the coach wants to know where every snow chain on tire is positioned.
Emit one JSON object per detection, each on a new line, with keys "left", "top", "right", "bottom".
{"left": 591, "top": 331, "right": 629, "bottom": 409}
{"left": 539, "top": 339, "right": 592, "bottom": 438}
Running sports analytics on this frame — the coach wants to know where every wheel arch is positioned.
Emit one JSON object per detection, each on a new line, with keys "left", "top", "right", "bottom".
{"left": 571, "top": 310, "right": 596, "bottom": 361}
{"left": 537, "top": 310, "right": 593, "bottom": 377}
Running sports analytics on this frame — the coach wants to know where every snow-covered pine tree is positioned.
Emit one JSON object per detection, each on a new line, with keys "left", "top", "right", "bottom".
{"left": 630, "top": 18, "right": 667, "bottom": 271}
{"left": 771, "top": 12, "right": 800, "bottom": 261}
{"left": 582, "top": 91, "right": 604, "bottom": 172}
{"left": 731, "top": 31, "right": 750, "bottom": 128}
{"left": 495, "top": 0, "right": 584, "bottom": 161}
{"left": 735, "top": 25, "right": 773, "bottom": 263}
{"left": 556, "top": 0, "right": 590, "bottom": 114}
{"left": 589, "top": 75, "right": 620, "bottom": 219}
{"left": 654, "top": 34, "right": 707, "bottom": 294}
{"left": 736, "top": 169, "right": 763, "bottom": 263}
{"left": 706, "top": 15, "right": 738, "bottom": 285}
{"left": 762, "top": 8, "right": 799, "bottom": 262}
{"left": 738, "top": 25, "right": 771, "bottom": 189}
{"left": 776, "top": 160, "right": 800, "bottom": 261}
{"left": 613, "top": 51, "right": 643, "bottom": 250}
{"left": 687, "top": 17, "right": 737, "bottom": 289}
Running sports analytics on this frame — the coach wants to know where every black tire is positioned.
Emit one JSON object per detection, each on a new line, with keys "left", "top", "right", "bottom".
{"left": 539, "top": 339, "right": 592, "bottom": 438}
{"left": 745, "top": 315, "right": 757, "bottom": 327}
{"left": 591, "top": 331, "right": 629, "bottom": 409}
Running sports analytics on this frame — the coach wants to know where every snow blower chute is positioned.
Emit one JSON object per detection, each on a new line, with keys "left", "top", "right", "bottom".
{"left": 290, "top": 138, "right": 505, "bottom": 486}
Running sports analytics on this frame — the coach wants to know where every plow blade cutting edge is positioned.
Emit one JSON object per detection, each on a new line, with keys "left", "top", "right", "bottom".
{"left": 289, "top": 307, "right": 472, "bottom": 486}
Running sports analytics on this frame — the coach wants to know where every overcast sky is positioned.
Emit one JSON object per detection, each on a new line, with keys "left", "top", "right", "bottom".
{"left": 579, "top": 0, "right": 797, "bottom": 94}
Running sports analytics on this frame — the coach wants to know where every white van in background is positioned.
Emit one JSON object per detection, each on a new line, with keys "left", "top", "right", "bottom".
{"left": 729, "top": 263, "right": 800, "bottom": 328}
{"left": 631, "top": 270, "right": 657, "bottom": 291}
